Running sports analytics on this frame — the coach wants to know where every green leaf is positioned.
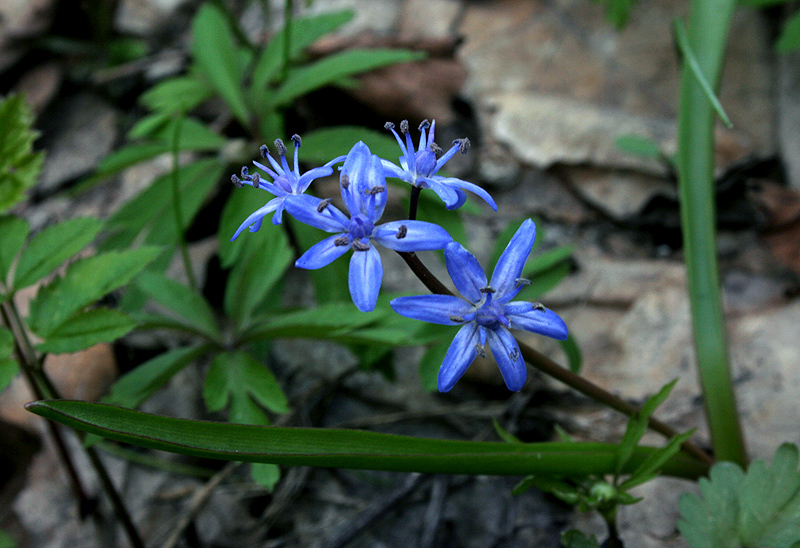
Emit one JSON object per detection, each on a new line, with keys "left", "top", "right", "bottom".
{"left": 560, "top": 333, "right": 583, "bottom": 374}
{"left": 27, "top": 246, "right": 161, "bottom": 338}
{"left": 594, "top": 0, "right": 638, "bottom": 29}
{"left": 104, "top": 344, "right": 212, "bottom": 409}
{"left": 290, "top": 219, "right": 351, "bottom": 303}
{"left": 102, "top": 158, "right": 223, "bottom": 251}
{"left": 192, "top": 4, "right": 250, "bottom": 125}
{"left": 13, "top": 217, "right": 103, "bottom": 290}
{"left": 36, "top": 308, "right": 137, "bottom": 354}
{"left": 0, "top": 94, "right": 45, "bottom": 213}
{"left": 414, "top": 191, "right": 469, "bottom": 244}
{"left": 26, "top": 400, "right": 710, "bottom": 479}
{"left": 0, "top": 215, "right": 29, "bottom": 286}
{"left": 619, "top": 428, "right": 696, "bottom": 491}
{"left": 203, "top": 351, "right": 289, "bottom": 416}
{"left": 418, "top": 337, "right": 450, "bottom": 392}
{"left": 147, "top": 117, "right": 227, "bottom": 150}
{"left": 776, "top": 11, "right": 800, "bottom": 52}
{"left": 674, "top": 19, "right": 733, "bottom": 128}
{"left": 679, "top": 444, "right": 800, "bottom": 548}
{"left": 299, "top": 126, "right": 402, "bottom": 165}
{"left": 224, "top": 224, "right": 293, "bottom": 329}
{"left": 615, "top": 134, "right": 663, "bottom": 160}
{"left": 251, "top": 463, "right": 280, "bottom": 490}
{"left": 218, "top": 185, "right": 272, "bottom": 268}
{"left": 270, "top": 48, "right": 426, "bottom": 107}
{"left": 561, "top": 529, "right": 601, "bottom": 548}
{"left": 493, "top": 419, "right": 523, "bottom": 444}
{"left": 0, "top": 529, "right": 16, "bottom": 548}
{"left": 0, "top": 327, "right": 18, "bottom": 392}
{"left": 250, "top": 9, "right": 355, "bottom": 92}
{"left": 139, "top": 75, "right": 214, "bottom": 114}
{"left": 136, "top": 271, "right": 220, "bottom": 340}
{"left": 615, "top": 379, "right": 677, "bottom": 476}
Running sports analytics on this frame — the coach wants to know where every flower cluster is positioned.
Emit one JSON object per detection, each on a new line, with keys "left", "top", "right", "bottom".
{"left": 231, "top": 121, "right": 568, "bottom": 392}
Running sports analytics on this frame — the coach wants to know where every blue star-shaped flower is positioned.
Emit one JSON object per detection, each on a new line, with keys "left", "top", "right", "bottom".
{"left": 230, "top": 135, "right": 334, "bottom": 241}
{"left": 381, "top": 119, "right": 497, "bottom": 211}
{"left": 287, "top": 141, "right": 453, "bottom": 312}
{"left": 390, "top": 219, "right": 568, "bottom": 392}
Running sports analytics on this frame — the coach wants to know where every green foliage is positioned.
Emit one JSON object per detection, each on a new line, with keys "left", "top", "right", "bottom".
{"left": 0, "top": 215, "right": 29, "bottom": 288}
{"left": 614, "top": 134, "right": 663, "bottom": 160}
{"left": 776, "top": 12, "right": 800, "bottom": 52}
{"left": 27, "top": 246, "right": 160, "bottom": 352}
{"left": 560, "top": 333, "right": 583, "bottom": 374}
{"left": 136, "top": 272, "right": 221, "bottom": 340}
{"left": 0, "top": 327, "right": 18, "bottom": 392}
{"left": 561, "top": 530, "right": 601, "bottom": 548}
{"left": 299, "top": 126, "right": 401, "bottom": 165}
{"left": 0, "top": 95, "right": 45, "bottom": 213}
{"left": 13, "top": 217, "right": 103, "bottom": 290}
{"left": 678, "top": 443, "right": 800, "bottom": 548}
{"left": 0, "top": 529, "right": 15, "bottom": 548}
{"left": 593, "top": 0, "right": 639, "bottom": 29}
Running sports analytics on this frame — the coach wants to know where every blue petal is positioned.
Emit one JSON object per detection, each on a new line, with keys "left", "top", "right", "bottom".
{"left": 490, "top": 219, "right": 536, "bottom": 299}
{"left": 380, "top": 159, "right": 413, "bottom": 184}
{"left": 506, "top": 305, "right": 568, "bottom": 340}
{"left": 434, "top": 177, "right": 497, "bottom": 211}
{"left": 340, "top": 142, "right": 372, "bottom": 215}
{"left": 373, "top": 220, "right": 452, "bottom": 252}
{"left": 418, "top": 177, "right": 460, "bottom": 208}
{"left": 253, "top": 160, "right": 279, "bottom": 180}
{"left": 342, "top": 145, "right": 387, "bottom": 220}
{"left": 444, "top": 241, "right": 487, "bottom": 303}
{"left": 438, "top": 322, "right": 480, "bottom": 392}
{"left": 296, "top": 165, "right": 334, "bottom": 194}
{"left": 390, "top": 295, "right": 474, "bottom": 325}
{"left": 295, "top": 233, "right": 350, "bottom": 269}
{"left": 285, "top": 195, "right": 350, "bottom": 233}
{"left": 348, "top": 245, "right": 383, "bottom": 312}
{"left": 486, "top": 327, "right": 527, "bottom": 391}
{"left": 231, "top": 197, "right": 281, "bottom": 241}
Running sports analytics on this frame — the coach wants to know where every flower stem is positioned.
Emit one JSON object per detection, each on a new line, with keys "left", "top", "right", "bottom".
{"left": 396, "top": 251, "right": 714, "bottom": 466}
{"left": 408, "top": 186, "right": 422, "bottom": 220}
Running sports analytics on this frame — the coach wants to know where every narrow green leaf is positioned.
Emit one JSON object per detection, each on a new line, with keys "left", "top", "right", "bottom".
{"left": 242, "top": 302, "right": 385, "bottom": 341}
{"left": 192, "top": 4, "right": 250, "bottom": 125}
{"left": 418, "top": 338, "right": 450, "bottom": 392}
{"left": 493, "top": 419, "right": 523, "bottom": 444}
{"left": 127, "top": 113, "right": 171, "bottom": 140}
{"left": 0, "top": 95, "right": 45, "bottom": 213}
{"left": 0, "top": 327, "right": 18, "bottom": 392}
{"left": 139, "top": 75, "right": 214, "bottom": 113}
{"left": 776, "top": 11, "right": 800, "bottom": 52}
{"left": 224, "top": 227, "right": 293, "bottom": 328}
{"left": 0, "top": 215, "right": 29, "bottom": 285}
{"left": 104, "top": 344, "right": 212, "bottom": 409}
{"left": 250, "top": 9, "right": 355, "bottom": 92}
{"left": 299, "top": 126, "right": 402, "bottom": 165}
{"left": 560, "top": 333, "right": 583, "bottom": 374}
{"left": 148, "top": 117, "right": 227, "bottom": 150}
{"left": 26, "top": 400, "right": 709, "bottom": 479}
{"left": 27, "top": 246, "right": 161, "bottom": 338}
{"left": 95, "top": 142, "right": 172, "bottom": 177}
{"left": 615, "top": 379, "right": 678, "bottom": 476}
{"left": 270, "top": 49, "right": 425, "bottom": 107}
{"left": 615, "top": 134, "right": 663, "bottom": 160}
{"left": 620, "top": 429, "right": 696, "bottom": 490}
{"left": 13, "top": 217, "right": 103, "bottom": 290}
{"left": 36, "top": 308, "right": 137, "bottom": 354}
{"left": 136, "top": 272, "right": 220, "bottom": 340}
{"left": 674, "top": 19, "right": 733, "bottom": 128}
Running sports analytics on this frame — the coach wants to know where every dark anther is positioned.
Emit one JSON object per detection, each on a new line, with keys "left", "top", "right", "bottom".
{"left": 240, "top": 166, "right": 250, "bottom": 178}
{"left": 251, "top": 172, "right": 260, "bottom": 186}
{"left": 352, "top": 240, "right": 370, "bottom": 251}
{"left": 274, "top": 139, "right": 287, "bottom": 155}
{"left": 456, "top": 138, "right": 470, "bottom": 154}
{"left": 317, "top": 198, "right": 332, "bottom": 212}
{"left": 480, "top": 286, "right": 497, "bottom": 294}
{"left": 449, "top": 315, "right": 465, "bottom": 323}
{"left": 509, "top": 348, "right": 520, "bottom": 361}
{"left": 384, "top": 121, "right": 395, "bottom": 130}
{"left": 260, "top": 144, "right": 269, "bottom": 158}
{"left": 515, "top": 278, "right": 532, "bottom": 287}
{"left": 532, "top": 302, "right": 546, "bottom": 312}
{"left": 418, "top": 119, "right": 430, "bottom": 131}
{"left": 368, "top": 186, "right": 385, "bottom": 195}
{"left": 396, "top": 225, "right": 408, "bottom": 239}
{"left": 334, "top": 235, "right": 349, "bottom": 247}
{"left": 291, "top": 134, "right": 302, "bottom": 147}
{"left": 475, "top": 344, "right": 487, "bottom": 358}
{"left": 340, "top": 173, "right": 350, "bottom": 189}
{"left": 231, "top": 174, "right": 243, "bottom": 188}
{"left": 430, "top": 142, "right": 443, "bottom": 157}
{"left": 400, "top": 120, "right": 409, "bottom": 134}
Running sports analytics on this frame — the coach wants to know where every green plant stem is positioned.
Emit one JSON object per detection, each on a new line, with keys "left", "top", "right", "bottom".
{"left": 1, "top": 299, "right": 145, "bottom": 548}
{"left": 210, "top": 0, "right": 254, "bottom": 51}
{"left": 281, "top": 0, "right": 293, "bottom": 82}
{"left": 676, "top": 0, "right": 746, "bottom": 466}
{"left": 396, "top": 251, "right": 715, "bottom": 466}
{"left": 171, "top": 113, "right": 198, "bottom": 292}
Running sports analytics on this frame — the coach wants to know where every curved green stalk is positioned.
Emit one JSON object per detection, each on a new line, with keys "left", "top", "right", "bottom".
{"left": 26, "top": 400, "right": 710, "bottom": 480}
{"left": 676, "top": 0, "right": 746, "bottom": 465}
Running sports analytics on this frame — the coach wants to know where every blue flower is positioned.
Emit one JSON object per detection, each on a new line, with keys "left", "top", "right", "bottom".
{"left": 382, "top": 119, "right": 497, "bottom": 211}
{"left": 390, "top": 219, "right": 567, "bottom": 392}
{"left": 230, "top": 135, "right": 334, "bottom": 241}
{"left": 287, "top": 141, "right": 453, "bottom": 312}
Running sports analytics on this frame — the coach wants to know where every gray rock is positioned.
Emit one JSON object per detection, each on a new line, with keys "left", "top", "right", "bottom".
{"left": 778, "top": 51, "right": 800, "bottom": 190}
{"left": 114, "top": 0, "right": 189, "bottom": 36}
{"left": 0, "top": 0, "right": 54, "bottom": 71}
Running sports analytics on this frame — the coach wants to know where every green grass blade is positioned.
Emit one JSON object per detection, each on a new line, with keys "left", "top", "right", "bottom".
{"left": 26, "top": 400, "right": 709, "bottom": 479}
